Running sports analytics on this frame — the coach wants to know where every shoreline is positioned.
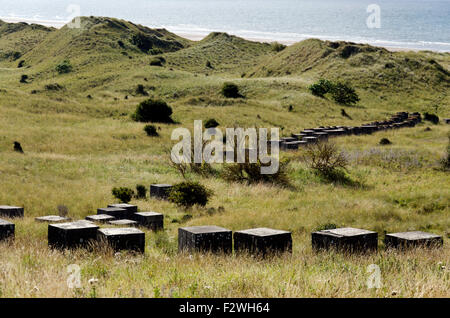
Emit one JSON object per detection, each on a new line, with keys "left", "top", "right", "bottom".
{"left": 1, "top": 16, "right": 447, "bottom": 54}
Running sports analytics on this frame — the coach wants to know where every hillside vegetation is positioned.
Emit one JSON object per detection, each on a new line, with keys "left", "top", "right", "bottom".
{"left": 0, "top": 17, "right": 449, "bottom": 298}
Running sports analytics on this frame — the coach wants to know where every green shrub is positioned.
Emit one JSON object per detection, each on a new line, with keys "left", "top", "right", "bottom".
{"left": 144, "top": 124, "right": 159, "bottom": 136}
{"left": 308, "top": 79, "right": 333, "bottom": 98}
{"left": 271, "top": 42, "right": 287, "bottom": 52}
{"left": 20, "top": 75, "right": 28, "bottom": 83}
{"left": 112, "top": 187, "right": 135, "bottom": 203}
{"left": 150, "top": 56, "right": 165, "bottom": 66}
{"left": 45, "top": 83, "right": 64, "bottom": 91}
{"left": 117, "top": 40, "right": 125, "bottom": 48}
{"left": 168, "top": 181, "right": 213, "bottom": 208}
{"left": 135, "top": 184, "right": 147, "bottom": 199}
{"left": 205, "top": 61, "right": 213, "bottom": 68}
{"left": 204, "top": 118, "right": 220, "bottom": 128}
{"left": 380, "top": 138, "right": 392, "bottom": 145}
{"left": 55, "top": 60, "right": 73, "bottom": 74}
{"left": 330, "top": 82, "right": 360, "bottom": 105}
{"left": 303, "top": 142, "right": 348, "bottom": 177}
{"left": 131, "top": 99, "right": 173, "bottom": 123}
{"left": 222, "top": 158, "right": 290, "bottom": 185}
{"left": 17, "top": 60, "right": 25, "bottom": 68}
{"left": 221, "top": 82, "right": 242, "bottom": 98}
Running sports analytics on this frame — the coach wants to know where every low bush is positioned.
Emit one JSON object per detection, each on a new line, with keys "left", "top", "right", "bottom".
{"left": 150, "top": 56, "right": 165, "bottom": 66}
{"left": 56, "top": 60, "right": 73, "bottom": 74}
{"left": 131, "top": 33, "right": 153, "bottom": 53}
{"left": 330, "top": 82, "right": 360, "bottom": 105}
{"left": 132, "top": 99, "right": 173, "bottom": 123}
{"left": 204, "top": 118, "right": 220, "bottom": 129}
{"left": 144, "top": 124, "right": 159, "bottom": 136}
{"left": 135, "top": 84, "right": 148, "bottom": 96}
{"left": 222, "top": 158, "right": 290, "bottom": 185}
{"left": 308, "top": 79, "right": 334, "bottom": 98}
{"left": 45, "top": 83, "right": 64, "bottom": 91}
{"left": 20, "top": 75, "right": 28, "bottom": 83}
{"left": 271, "top": 42, "right": 287, "bottom": 52}
{"left": 379, "top": 138, "right": 392, "bottom": 145}
{"left": 168, "top": 181, "right": 213, "bottom": 208}
{"left": 303, "top": 142, "right": 348, "bottom": 177}
{"left": 135, "top": 184, "right": 147, "bottom": 199}
{"left": 112, "top": 187, "right": 135, "bottom": 203}
{"left": 221, "top": 82, "right": 242, "bottom": 98}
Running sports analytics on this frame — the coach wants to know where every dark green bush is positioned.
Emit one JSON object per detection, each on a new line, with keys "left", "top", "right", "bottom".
{"left": 45, "top": 83, "right": 64, "bottom": 91}
{"left": 168, "top": 181, "right": 213, "bottom": 208}
{"left": 221, "top": 82, "right": 242, "bottom": 98}
{"left": 135, "top": 184, "right": 147, "bottom": 199}
{"left": 204, "top": 118, "right": 220, "bottom": 129}
{"left": 423, "top": 112, "right": 439, "bottom": 124}
{"left": 222, "top": 158, "right": 290, "bottom": 185}
{"left": 379, "top": 138, "right": 392, "bottom": 145}
{"left": 17, "top": 60, "right": 25, "bottom": 68}
{"left": 112, "top": 187, "right": 135, "bottom": 203}
{"left": 132, "top": 99, "right": 173, "bottom": 123}
{"left": 20, "top": 75, "right": 28, "bottom": 83}
{"left": 150, "top": 56, "right": 165, "bottom": 66}
{"left": 144, "top": 124, "right": 159, "bottom": 136}
{"left": 330, "top": 82, "right": 360, "bottom": 105}
{"left": 117, "top": 40, "right": 125, "bottom": 48}
{"left": 55, "top": 60, "right": 73, "bottom": 74}
{"left": 206, "top": 61, "right": 213, "bottom": 68}
{"left": 271, "top": 42, "right": 287, "bottom": 52}
{"left": 308, "top": 79, "right": 334, "bottom": 98}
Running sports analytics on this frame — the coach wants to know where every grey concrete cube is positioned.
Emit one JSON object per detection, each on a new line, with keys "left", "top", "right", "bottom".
{"left": 0, "top": 205, "right": 24, "bottom": 218}
{"left": 98, "top": 228, "right": 145, "bottom": 253}
{"left": 35, "top": 215, "right": 71, "bottom": 223}
{"left": 385, "top": 231, "right": 443, "bottom": 249}
{"left": 234, "top": 228, "right": 292, "bottom": 256}
{"left": 48, "top": 221, "right": 99, "bottom": 249}
{"left": 303, "top": 136, "right": 318, "bottom": 144}
{"left": 108, "top": 219, "right": 138, "bottom": 227}
{"left": 133, "top": 212, "right": 164, "bottom": 231}
{"left": 0, "top": 219, "right": 14, "bottom": 241}
{"left": 99, "top": 207, "right": 131, "bottom": 219}
{"left": 150, "top": 184, "right": 173, "bottom": 200}
{"left": 107, "top": 203, "right": 138, "bottom": 213}
{"left": 178, "top": 226, "right": 232, "bottom": 254}
{"left": 86, "top": 214, "right": 115, "bottom": 223}
{"left": 312, "top": 227, "right": 378, "bottom": 253}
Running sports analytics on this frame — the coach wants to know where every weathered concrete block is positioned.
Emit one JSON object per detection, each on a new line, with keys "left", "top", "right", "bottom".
{"left": 280, "top": 137, "right": 296, "bottom": 143}
{"left": 282, "top": 141, "right": 299, "bottom": 150}
{"left": 385, "top": 231, "right": 443, "bottom": 249}
{"left": 86, "top": 214, "right": 115, "bottom": 223}
{"left": 98, "top": 228, "right": 145, "bottom": 253}
{"left": 234, "top": 228, "right": 292, "bottom": 256}
{"left": 133, "top": 212, "right": 164, "bottom": 231}
{"left": 48, "top": 221, "right": 99, "bottom": 249}
{"left": 0, "top": 219, "right": 14, "bottom": 241}
{"left": 108, "top": 219, "right": 138, "bottom": 227}
{"left": 107, "top": 203, "right": 138, "bottom": 214}
{"left": 99, "top": 207, "right": 130, "bottom": 220}
{"left": 301, "top": 130, "right": 316, "bottom": 136}
{"left": 312, "top": 227, "right": 378, "bottom": 253}
{"left": 35, "top": 215, "right": 71, "bottom": 223}
{"left": 313, "top": 132, "right": 329, "bottom": 140}
{"left": 178, "top": 226, "right": 232, "bottom": 254}
{"left": 303, "top": 136, "right": 318, "bottom": 144}
{"left": 150, "top": 184, "right": 173, "bottom": 200}
{"left": 0, "top": 205, "right": 24, "bottom": 218}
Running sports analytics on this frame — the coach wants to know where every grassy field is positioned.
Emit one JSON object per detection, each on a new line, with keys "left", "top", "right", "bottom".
{"left": 0, "top": 17, "right": 449, "bottom": 298}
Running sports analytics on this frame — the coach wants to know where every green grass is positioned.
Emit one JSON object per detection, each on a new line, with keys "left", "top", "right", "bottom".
{"left": 0, "top": 17, "right": 449, "bottom": 298}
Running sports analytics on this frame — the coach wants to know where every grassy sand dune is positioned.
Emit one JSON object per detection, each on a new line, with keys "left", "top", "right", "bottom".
{"left": 0, "top": 17, "right": 449, "bottom": 298}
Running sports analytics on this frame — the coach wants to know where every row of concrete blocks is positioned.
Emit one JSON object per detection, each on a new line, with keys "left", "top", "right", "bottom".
{"left": 178, "top": 226, "right": 443, "bottom": 255}
{"left": 278, "top": 112, "right": 422, "bottom": 151}
{"left": 0, "top": 216, "right": 444, "bottom": 255}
